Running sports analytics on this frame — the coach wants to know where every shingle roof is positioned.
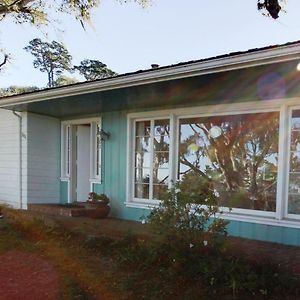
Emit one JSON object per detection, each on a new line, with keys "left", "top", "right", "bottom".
{"left": 2, "top": 40, "right": 300, "bottom": 99}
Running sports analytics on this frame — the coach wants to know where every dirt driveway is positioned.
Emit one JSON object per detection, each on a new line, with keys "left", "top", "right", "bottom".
{"left": 0, "top": 250, "right": 60, "bottom": 300}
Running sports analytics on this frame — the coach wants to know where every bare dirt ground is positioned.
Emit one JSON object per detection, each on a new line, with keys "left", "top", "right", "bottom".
{"left": 0, "top": 250, "right": 60, "bottom": 300}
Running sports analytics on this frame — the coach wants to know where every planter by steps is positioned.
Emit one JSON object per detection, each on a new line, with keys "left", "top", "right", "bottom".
{"left": 83, "top": 202, "right": 111, "bottom": 219}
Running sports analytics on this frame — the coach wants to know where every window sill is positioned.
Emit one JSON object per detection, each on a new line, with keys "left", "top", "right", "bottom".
{"left": 89, "top": 179, "right": 102, "bottom": 184}
{"left": 125, "top": 201, "right": 159, "bottom": 209}
{"left": 124, "top": 201, "right": 300, "bottom": 228}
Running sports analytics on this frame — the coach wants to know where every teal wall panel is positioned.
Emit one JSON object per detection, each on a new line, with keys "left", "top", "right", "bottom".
{"left": 57, "top": 110, "right": 300, "bottom": 247}
{"left": 226, "top": 220, "right": 300, "bottom": 246}
{"left": 93, "top": 183, "right": 103, "bottom": 194}
{"left": 60, "top": 181, "right": 68, "bottom": 204}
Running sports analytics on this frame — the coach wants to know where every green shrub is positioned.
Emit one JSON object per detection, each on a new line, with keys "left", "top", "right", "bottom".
{"left": 147, "top": 184, "right": 229, "bottom": 254}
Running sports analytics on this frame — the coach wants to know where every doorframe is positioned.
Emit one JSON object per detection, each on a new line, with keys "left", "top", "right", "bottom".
{"left": 61, "top": 117, "right": 102, "bottom": 203}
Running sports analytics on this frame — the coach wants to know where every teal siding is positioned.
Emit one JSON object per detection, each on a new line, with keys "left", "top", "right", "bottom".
{"left": 57, "top": 110, "right": 300, "bottom": 247}
{"left": 92, "top": 183, "right": 103, "bottom": 194}
{"left": 226, "top": 221, "right": 300, "bottom": 246}
{"left": 60, "top": 181, "right": 68, "bottom": 204}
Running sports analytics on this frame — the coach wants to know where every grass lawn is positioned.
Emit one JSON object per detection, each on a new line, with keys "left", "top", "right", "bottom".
{"left": 0, "top": 208, "right": 300, "bottom": 299}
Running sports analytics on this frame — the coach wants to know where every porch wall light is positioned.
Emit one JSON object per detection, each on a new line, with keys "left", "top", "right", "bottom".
{"left": 98, "top": 129, "right": 110, "bottom": 141}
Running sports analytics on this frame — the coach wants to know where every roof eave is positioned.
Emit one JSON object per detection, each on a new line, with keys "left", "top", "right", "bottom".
{"left": 1, "top": 43, "right": 300, "bottom": 108}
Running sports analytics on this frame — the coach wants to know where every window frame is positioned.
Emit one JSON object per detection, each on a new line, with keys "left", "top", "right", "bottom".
{"left": 60, "top": 117, "right": 102, "bottom": 202}
{"left": 285, "top": 106, "right": 300, "bottom": 220}
{"left": 131, "top": 116, "right": 172, "bottom": 204}
{"left": 126, "top": 101, "right": 285, "bottom": 218}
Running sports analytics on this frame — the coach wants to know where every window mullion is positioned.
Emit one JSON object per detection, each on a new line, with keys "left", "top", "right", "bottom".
{"left": 149, "top": 119, "right": 154, "bottom": 201}
{"left": 276, "top": 104, "right": 289, "bottom": 220}
{"left": 169, "top": 114, "right": 176, "bottom": 188}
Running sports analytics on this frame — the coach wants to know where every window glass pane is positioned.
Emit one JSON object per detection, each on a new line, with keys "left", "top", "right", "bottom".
{"left": 291, "top": 110, "right": 300, "bottom": 130}
{"left": 288, "top": 195, "right": 300, "bottom": 214}
{"left": 153, "top": 184, "right": 168, "bottom": 200}
{"left": 153, "top": 168, "right": 169, "bottom": 184}
{"left": 135, "top": 168, "right": 150, "bottom": 184}
{"left": 289, "top": 174, "right": 300, "bottom": 193}
{"left": 135, "top": 152, "right": 151, "bottom": 168}
{"left": 135, "top": 137, "right": 151, "bottom": 152}
{"left": 290, "top": 152, "right": 300, "bottom": 172}
{"left": 178, "top": 112, "right": 279, "bottom": 212}
{"left": 153, "top": 152, "right": 169, "bottom": 169}
{"left": 153, "top": 135, "right": 170, "bottom": 151}
{"left": 154, "top": 119, "right": 170, "bottom": 136}
{"left": 288, "top": 110, "right": 300, "bottom": 215}
{"left": 290, "top": 131, "right": 300, "bottom": 152}
{"left": 135, "top": 184, "right": 149, "bottom": 199}
{"left": 136, "top": 121, "right": 151, "bottom": 137}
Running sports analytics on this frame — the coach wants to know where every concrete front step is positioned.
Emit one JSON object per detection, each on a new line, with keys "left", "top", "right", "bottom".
{"left": 27, "top": 203, "right": 86, "bottom": 217}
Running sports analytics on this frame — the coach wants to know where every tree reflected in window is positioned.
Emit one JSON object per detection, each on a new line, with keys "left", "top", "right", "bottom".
{"left": 179, "top": 112, "right": 279, "bottom": 211}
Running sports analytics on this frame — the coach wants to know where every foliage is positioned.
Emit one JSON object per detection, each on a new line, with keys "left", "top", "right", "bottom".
{"left": 179, "top": 112, "right": 279, "bottom": 212}
{"left": 0, "top": 0, "right": 149, "bottom": 25}
{"left": 53, "top": 75, "right": 79, "bottom": 87}
{"left": 24, "top": 38, "right": 73, "bottom": 87}
{"left": 88, "top": 192, "right": 109, "bottom": 204}
{"left": 257, "top": 0, "right": 283, "bottom": 19}
{"left": 0, "top": 85, "right": 39, "bottom": 97}
{"left": 74, "top": 59, "right": 117, "bottom": 81}
{"left": 148, "top": 184, "right": 228, "bottom": 248}
{"left": 2, "top": 208, "right": 300, "bottom": 299}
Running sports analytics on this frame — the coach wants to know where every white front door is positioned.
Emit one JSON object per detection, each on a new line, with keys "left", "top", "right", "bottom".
{"left": 76, "top": 125, "right": 91, "bottom": 201}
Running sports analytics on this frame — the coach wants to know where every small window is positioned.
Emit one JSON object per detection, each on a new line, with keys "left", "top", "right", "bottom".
{"left": 134, "top": 119, "right": 170, "bottom": 201}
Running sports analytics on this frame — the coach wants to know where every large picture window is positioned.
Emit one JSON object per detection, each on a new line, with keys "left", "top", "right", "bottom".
{"left": 288, "top": 110, "right": 300, "bottom": 215}
{"left": 178, "top": 112, "right": 280, "bottom": 212}
{"left": 128, "top": 104, "right": 300, "bottom": 224}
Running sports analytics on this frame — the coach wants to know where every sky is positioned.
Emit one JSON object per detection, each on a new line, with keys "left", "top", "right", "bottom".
{"left": 2, "top": 0, "right": 300, "bottom": 88}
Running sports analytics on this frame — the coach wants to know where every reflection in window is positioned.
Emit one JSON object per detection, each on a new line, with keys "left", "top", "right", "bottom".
{"left": 134, "top": 119, "right": 170, "bottom": 200}
{"left": 178, "top": 112, "right": 279, "bottom": 212}
{"left": 288, "top": 110, "right": 300, "bottom": 215}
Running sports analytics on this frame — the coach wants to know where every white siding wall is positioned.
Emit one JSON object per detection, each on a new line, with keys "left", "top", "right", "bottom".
{"left": 27, "top": 113, "right": 60, "bottom": 204}
{"left": 0, "top": 109, "right": 21, "bottom": 208}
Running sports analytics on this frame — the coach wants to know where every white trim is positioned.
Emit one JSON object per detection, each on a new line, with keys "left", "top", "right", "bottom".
{"left": 127, "top": 98, "right": 284, "bottom": 120}
{"left": 276, "top": 104, "right": 289, "bottom": 220}
{"left": 61, "top": 117, "right": 101, "bottom": 202}
{"left": 169, "top": 114, "right": 176, "bottom": 187}
{"left": 285, "top": 106, "right": 300, "bottom": 219}
{"left": 124, "top": 201, "right": 300, "bottom": 229}
{"left": 2, "top": 43, "right": 300, "bottom": 108}
{"left": 126, "top": 100, "right": 283, "bottom": 218}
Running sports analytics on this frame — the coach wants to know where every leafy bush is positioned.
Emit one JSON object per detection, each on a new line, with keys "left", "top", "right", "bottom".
{"left": 148, "top": 184, "right": 229, "bottom": 253}
{"left": 112, "top": 185, "right": 300, "bottom": 299}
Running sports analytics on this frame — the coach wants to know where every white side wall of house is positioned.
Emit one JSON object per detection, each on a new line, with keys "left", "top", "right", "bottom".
{"left": 0, "top": 109, "right": 22, "bottom": 208}
{"left": 26, "top": 113, "right": 60, "bottom": 204}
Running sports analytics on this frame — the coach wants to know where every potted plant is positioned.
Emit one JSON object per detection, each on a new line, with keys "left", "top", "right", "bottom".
{"left": 85, "top": 192, "right": 110, "bottom": 218}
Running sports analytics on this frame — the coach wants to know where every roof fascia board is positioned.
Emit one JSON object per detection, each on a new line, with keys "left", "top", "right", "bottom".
{"left": 1, "top": 44, "right": 300, "bottom": 108}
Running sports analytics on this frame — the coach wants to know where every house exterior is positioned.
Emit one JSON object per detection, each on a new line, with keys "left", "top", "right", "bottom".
{"left": 1, "top": 41, "right": 300, "bottom": 246}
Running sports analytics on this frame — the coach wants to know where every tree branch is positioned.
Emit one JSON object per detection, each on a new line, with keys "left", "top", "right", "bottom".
{"left": 0, "top": 54, "right": 8, "bottom": 69}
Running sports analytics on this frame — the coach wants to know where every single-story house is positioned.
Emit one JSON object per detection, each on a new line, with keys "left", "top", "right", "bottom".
{"left": 1, "top": 41, "right": 300, "bottom": 246}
